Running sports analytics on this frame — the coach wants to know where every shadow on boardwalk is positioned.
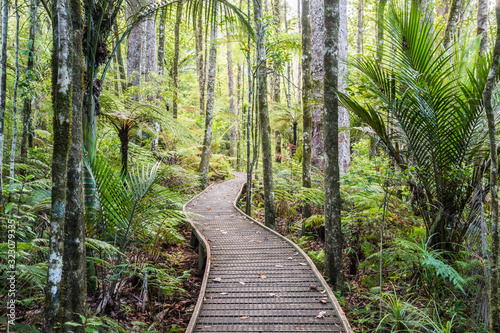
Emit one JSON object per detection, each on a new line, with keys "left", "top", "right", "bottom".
{"left": 184, "top": 173, "right": 352, "bottom": 332}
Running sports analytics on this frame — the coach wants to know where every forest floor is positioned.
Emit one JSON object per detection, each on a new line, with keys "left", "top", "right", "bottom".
{"left": 7, "top": 224, "right": 202, "bottom": 333}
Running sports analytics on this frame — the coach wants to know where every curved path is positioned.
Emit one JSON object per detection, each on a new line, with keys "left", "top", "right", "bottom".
{"left": 185, "top": 173, "right": 352, "bottom": 332}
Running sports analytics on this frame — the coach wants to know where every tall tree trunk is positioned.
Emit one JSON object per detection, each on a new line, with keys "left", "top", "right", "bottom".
{"left": 236, "top": 64, "right": 242, "bottom": 170}
{"left": 484, "top": 0, "right": 500, "bottom": 329}
{"left": 21, "top": 0, "right": 39, "bottom": 160}
{"left": 284, "top": 0, "right": 292, "bottom": 109}
{"left": 127, "top": 0, "right": 144, "bottom": 86}
{"left": 311, "top": 0, "right": 325, "bottom": 168}
{"left": 9, "top": 0, "right": 20, "bottom": 185}
{"left": 227, "top": 29, "right": 237, "bottom": 164}
{"left": 119, "top": 128, "right": 129, "bottom": 177}
{"left": 195, "top": 5, "right": 205, "bottom": 114}
{"left": 323, "top": 0, "right": 345, "bottom": 291}
{"left": 357, "top": 0, "right": 363, "bottom": 55}
{"left": 0, "top": 0, "right": 8, "bottom": 206}
{"left": 158, "top": 8, "right": 166, "bottom": 75}
{"left": 45, "top": 0, "right": 74, "bottom": 328}
{"left": 62, "top": 1, "right": 85, "bottom": 329}
{"left": 199, "top": 25, "right": 218, "bottom": 189}
{"left": 443, "top": 0, "right": 463, "bottom": 49}
{"left": 172, "top": 1, "right": 183, "bottom": 119}
{"left": 302, "top": 0, "right": 313, "bottom": 219}
{"left": 113, "top": 23, "right": 126, "bottom": 93}
{"left": 338, "top": 0, "right": 350, "bottom": 172}
{"left": 254, "top": 0, "right": 276, "bottom": 228}
{"left": 477, "top": 0, "right": 488, "bottom": 56}
{"left": 272, "top": 0, "right": 281, "bottom": 102}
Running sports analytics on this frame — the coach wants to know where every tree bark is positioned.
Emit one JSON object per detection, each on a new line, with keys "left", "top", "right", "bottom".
{"left": 9, "top": 0, "right": 20, "bottom": 185}
{"left": 477, "top": 0, "right": 488, "bottom": 56}
{"left": 254, "top": 0, "right": 276, "bottom": 228}
{"left": 0, "top": 0, "right": 8, "bottom": 206}
{"left": 302, "top": 0, "right": 313, "bottom": 219}
{"left": 227, "top": 29, "right": 237, "bottom": 164}
{"left": 323, "top": 0, "right": 345, "bottom": 291}
{"left": 199, "top": 25, "right": 218, "bottom": 189}
{"left": 311, "top": 0, "right": 325, "bottom": 168}
{"left": 357, "top": 0, "right": 363, "bottom": 55}
{"left": 195, "top": 4, "right": 205, "bottom": 114}
{"left": 443, "top": 0, "right": 463, "bottom": 49}
{"left": 236, "top": 64, "right": 242, "bottom": 170}
{"left": 21, "top": 0, "right": 39, "bottom": 160}
{"left": 113, "top": 23, "right": 126, "bottom": 93}
{"left": 272, "top": 0, "right": 281, "bottom": 102}
{"left": 45, "top": 0, "right": 74, "bottom": 328}
{"left": 158, "top": 8, "right": 166, "bottom": 75}
{"left": 338, "top": 0, "right": 350, "bottom": 172}
{"left": 484, "top": 0, "right": 500, "bottom": 329}
{"left": 172, "top": 1, "right": 183, "bottom": 119}
{"left": 62, "top": 1, "right": 85, "bottom": 329}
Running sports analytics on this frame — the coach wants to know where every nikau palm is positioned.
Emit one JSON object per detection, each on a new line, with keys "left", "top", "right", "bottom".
{"left": 339, "top": 1, "right": 492, "bottom": 250}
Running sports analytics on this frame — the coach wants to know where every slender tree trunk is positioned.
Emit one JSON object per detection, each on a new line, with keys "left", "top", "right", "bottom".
{"left": 272, "top": 0, "right": 281, "bottom": 102}
{"left": 236, "top": 64, "right": 242, "bottom": 170}
{"left": 323, "top": 0, "right": 345, "bottom": 291}
{"left": 195, "top": 4, "right": 205, "bottom": 114}
{"left": 173, "top": 1, "right": 183, "bottom": 119}
{"left": 338, "top": 0, "right": 350, "bottom": 172}
{"left": 284, "top": 0, "right": 292, "bottom": 109}
{"left": 311, "top": 0, "right": 324, "bottom": 168}
{"left": 62, "top": 1, "right": 85, "bottom": 329}
{"left": 21, "top": 0, "right": 39, "bottom": 160}
{"left": 275, "top": 130, "right": 282, "bottom": 163}
{"left": 477, "top": 0, "right": 488, "bottom": 56}
{"left": 158, "top": 8, "right": 166, "bottom": 75}
{"left": 0, "top": 0, "right": 8, "bottom": 206}
{"left": 199, "top": 25, "right": 218, "bottom": 189}
{"left": 9, "top": 0, "right": 20, "bottom": 185}
{"left": 227, "top": 29, "right": 237, "bottom": 164}
{"left": 484, "top": 0, "right": 500, "bottom": 329}
{"left": 113, "top": 23, "right": 126, "bottom": 92}
{"left": 443, "top": 0, "right": 463, "bottom": 49}
{"left": 45, "top": 0, "right": 74, "bottom": 328}
{"left": 302, "top": 0, "right": 313, "bottom": 219}
{"left": 357, "top": 0, "right": 363, "bottom": 55}
{"left": 254, "top": 0, "right": 276, "bottom": 228}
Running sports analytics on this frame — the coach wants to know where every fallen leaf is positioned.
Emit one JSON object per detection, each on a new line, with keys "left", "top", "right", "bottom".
{"left": 310, "top": 285, "right": 318, "bottom": 290}
{"left": 320, "top": 299, "right": 327, "bottom": 304}
{"left": 258, "top": 273, "right": 266, "bottom": 279}
{"left": 239, "top": 281, "right": 246, "bottom": 285}
{"left": 275, "top": 265, "right": 284, "bottom": 268}
{"left": 220, "top": 292, "right": 228, "bottom": 295}
{"left": 320, "top": 290, "right": 326, "bottom": 294}
{"left": 299, "top": 263, "right": 307, "bottom": 266}
{"left": 207, "top": 208, "right": 211, "bottom": 210}
{"left": 316, "top": 311, "right": 327, "bottom": 318}
{"left": 269, "top": 293, "right": 277, "bottom": 297}
{"left": 287, "top": 257, "right": 293, "bottom": 260}
{"left": 213, "top": 278, "right": 222, "bottom": 282}
{"left": 240, "top": 316, "right": 248, "bottom": 319}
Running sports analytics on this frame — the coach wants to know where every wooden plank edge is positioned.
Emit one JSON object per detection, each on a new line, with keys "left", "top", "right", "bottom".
{"left": 183, "top": 181, "right": 219, "bottom": 333}
{"left": 231, "top": 172, "right": 354, "bottom": 333}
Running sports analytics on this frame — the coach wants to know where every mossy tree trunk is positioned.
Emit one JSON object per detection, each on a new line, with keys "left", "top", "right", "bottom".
{"left": 443, "top": 0, "right": 463, "bottom": 49}
{"left": 483, "top": 0, "right": 500, "bottom": 329}
{"left": 199, "top": 24, "right": 218, "bottom": 189}
{"left": 323, "top": 0, "right": 345, "bottom": 291}
{"left": 302, "top": 0, "right": 313, "bottom": 219}
{"left": 62, "top": 1, "right": 85, "bottom": 330}
{"left": 21, "top": 0, "right": 39, "bottom": 160}
{"left": 44, "top": 0, "right": 74, "bottom": 329}
{"left": 253, "top": 0, "right": 276, "bottom": 228}
{"left": 0, "top": 0, "right": 8, "bottom": 207}
{"left": 477, "top": 0, "right": 488, "bottom": 56}
{"left": 9, "top": 0, "right": 20, "bottom": 186}
{"left": 195, "top": 3, "right": 205, "bottom": 114}
{"left": 272, "top": 0, "right": 281, "bottom": 103}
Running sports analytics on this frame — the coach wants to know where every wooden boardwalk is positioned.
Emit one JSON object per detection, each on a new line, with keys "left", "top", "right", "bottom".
{"left": 184, "top": 173, "right": 352, "bottom": 332}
